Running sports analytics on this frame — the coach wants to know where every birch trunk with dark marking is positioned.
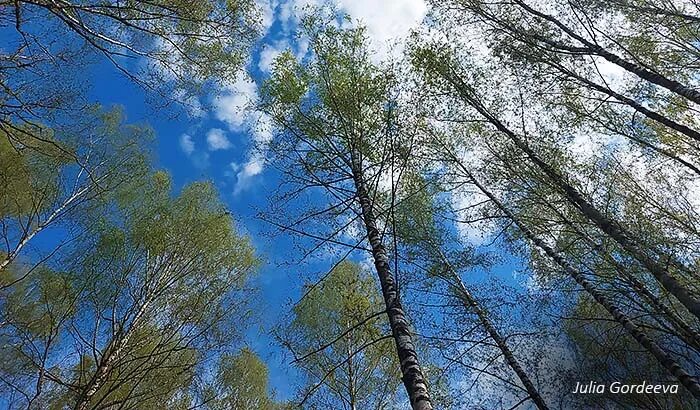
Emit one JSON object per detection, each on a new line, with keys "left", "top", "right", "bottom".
{"left": 74, "top": 337, "right": 126, "bottom": 410}
{"left": 589, "top": 47, "right": 700, "bottom": 105}
{"left": 452, "top": 164, "right": 700, "bottom": 398}
{"left": 441, "top": 68, "right": 700, "bottom": 321}
{"left": 350, "top": 151, "right": 433, "bottom": 410}
{"left": 439, "top": 254, "right": 549, "bottom": 410}
{"left": 608, "top": 0, "right": 700, "bottom": 22}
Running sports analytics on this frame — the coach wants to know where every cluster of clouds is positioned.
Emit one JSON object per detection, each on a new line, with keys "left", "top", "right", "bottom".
{"left": 178, "top": 73, "right": 272, "bottom": 192}
{"left": 214, "top": 74, "right": 274, "bottom": 193}
{"left": 178, "top": 0, "right": 427, "bottom": 194}
{"left": 178, "top": 0, "right": 630, "bottom": 254}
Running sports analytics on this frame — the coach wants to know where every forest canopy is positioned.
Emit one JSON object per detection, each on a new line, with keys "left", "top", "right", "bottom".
{"left": 1, "top": 0, "right": 700, "bottom": 409}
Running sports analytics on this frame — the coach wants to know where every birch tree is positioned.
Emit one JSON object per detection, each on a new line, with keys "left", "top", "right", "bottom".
{"left": 0, "top": 0, "right": 261, "bottom": 128}
{"left": 0, "top": 170, "right": 259, "bottom": 409}
{"left": 261, "top": 14, "right": 434, "bottom": 410}
{"left": 211, "top": 348, "right": 279, "bottom": 410}
{"left": 0, "top": 107, "right": 148, "bottom": 285}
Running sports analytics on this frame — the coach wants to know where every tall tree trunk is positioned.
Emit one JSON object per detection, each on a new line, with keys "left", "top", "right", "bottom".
{"left": 450, "top": 162, "right": 700, "bottom": 398}
{"left": 442, "top": 68, "right": 700, "bottom": 321}
{"left": 540, "top": 204, "right": 700, "bottom": 350}
{"left": 73, "top": 300, "right": 150, "bottom": 410}
{"left": 545, "top": 59, "right": 700, "bottom": 144}
{"left": 350, "top": 152, "right": 433, "bottom": 410}
{"left": 346, "top": 321, "right": 357, "bottom": 410}
{"left": 437, "top": 251, "right": 549, "bottom": 410}
{"left": 74, "top": 338, "right": 124, "bottom": 410}
{"left": 511, "top": 0, "right": 700, "bottom": 105}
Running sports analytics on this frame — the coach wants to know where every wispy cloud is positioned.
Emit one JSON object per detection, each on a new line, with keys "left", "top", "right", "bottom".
{"left": 277, "top": 0, "right": 427, "bottom": 61}
{"left": 212, "top": 72, "right": 274, "bottom": 193}
{"left": 206, "top": 128, "right": 232, "bottom": 151}
{"left": 214, "top": 75, "right": 258, "bottom": 130}
{"left": 256, "top": 0, "right": 278, "bottom": 35}
{"left": 179, "top": 133, "right": 195, "bottom": 155}
{"left": 335, "top": 0, "right": 427, "bottom": 61}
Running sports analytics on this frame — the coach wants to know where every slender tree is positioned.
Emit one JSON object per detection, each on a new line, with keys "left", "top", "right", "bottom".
{"left": 426, "top": 127, "right": 700, "bottom": 397}
{"left": 413, "top": 47, "right": 700, "bottom": 321}
{"left": 261, "top": 14, "right": 434, "bottom": 410}
{"left": 439, "top": 0, "right": 700, "bottom": 104}
{"left": 0, "top": 107, "right": 148, "bottom": 280}
{"left": 391, "top": 172, "right": 550, "bottom": 409}
{"left": 0, "top": 0, "right": 260, "bottom": 126}
{"left": 211, "top": 348, "right": 279, "bottom": 410}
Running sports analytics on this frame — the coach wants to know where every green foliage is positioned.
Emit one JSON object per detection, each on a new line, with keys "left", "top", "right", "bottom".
{"left": 0, "top": 126, "right": 72, "bottom": 217}
{"left": 264, "top": 51, "right": 308, "bottom": 106}
{"left": 0, "top": 150, "right": 258, "bottom": 408}
{"left": 62, "top": 171, "right": 258, "bottom": 408}
{"left": 3, "top": 0, "right": 260, "bottom": 98}
{"left": 3, "top": 267, "right": 75, "bottom": 339}
{"left": 261, "top": 12, "right": 394, "bottom": 165}
{"left": 284, "top": 261, "right": 400, "bottom": 408}
{"left": 392, "top": 172, "right": 441, "bottom": 248}
{"left": 214, "top": 348, "right": 276, "bottom": 410}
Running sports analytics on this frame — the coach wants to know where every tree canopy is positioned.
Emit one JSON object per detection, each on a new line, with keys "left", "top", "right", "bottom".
{"left": 2, "top": 1, "right": 700, "bottom": 409}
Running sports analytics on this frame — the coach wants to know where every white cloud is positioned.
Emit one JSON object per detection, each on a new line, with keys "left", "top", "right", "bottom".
{"left": 454, "top": 333, "right": 577, "bottom": 409}
{"left": 179, "top": 134, "right": 195, "bottom": 155}
{"left": 336, "top": 0, "right": 427, "bottom": 61}
{"left": 173, "top": 89, "right": 206, "bottom": 118}
{"left": 232, "top": 111, "right": 276, "bottom": 192}
{"left": 277, "top": 0, "right": 426, "bottom": 61}
{"left": 295, "top": 35, "right": 310, "bottom": 59}
{"left": 214, "top": 75, "right": 259, "bottom": 130}
{"left": 192, "top": 152, "right": 210, "bottom": 169}
{"left": 206, "top": 128, "right": 232, "bottom": 150}
{"left": 279, "top": 0, "right": 321, "bottom": 26}
{"left": 252, "top": 112, "right": 274, "bottom": 144}
{"left": 179, "top": 133, "right": 209, "bottom": 168}
{"left": 452, "top": 186, "right": 495, "bottom": 246}
{"left": 256, "top": 0, "right": 278, "bottom": 34}
{"left": 590, "top": 56, "right": 627, "bottom": 89}
{"left": 243, "top": 156, "right": 264, "bottom": 177}
{"left": 566, "top": 131, "right": 624, "bottom": 162}
{"left": 234, "top": 152, "right": 266, "bottom": 194}
{"left": 213, "top": 73, "right": 275, "bottom": 193}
